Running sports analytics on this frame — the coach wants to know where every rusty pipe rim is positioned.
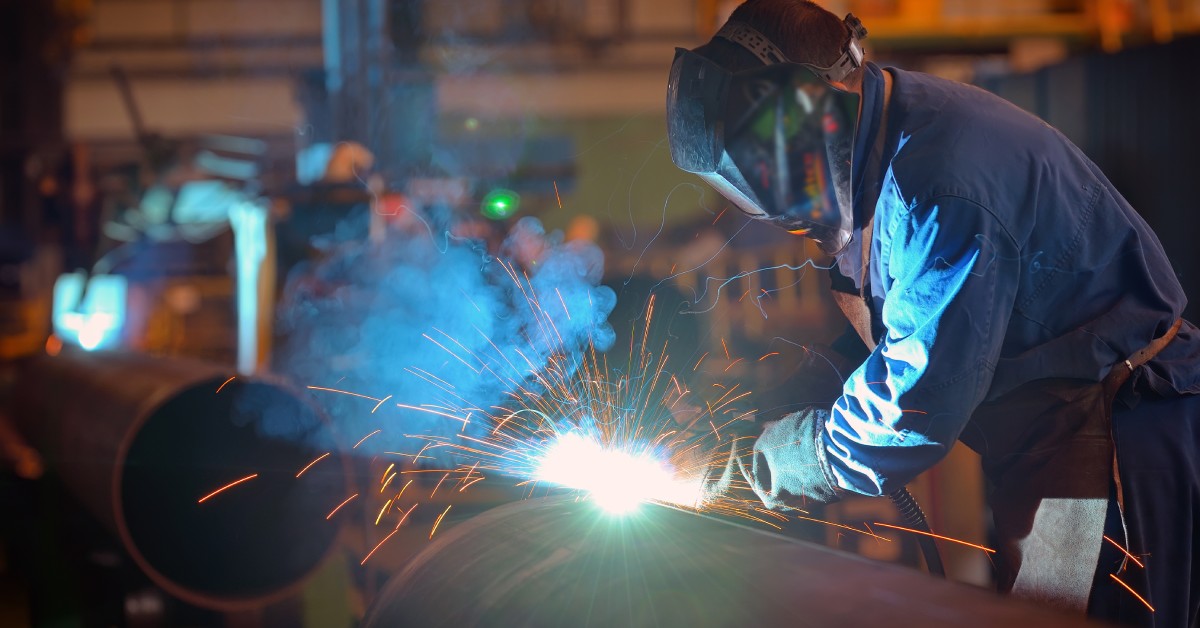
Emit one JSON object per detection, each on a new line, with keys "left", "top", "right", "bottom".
{"left": 110, "top": 374, "right": 352, "bottom": 611}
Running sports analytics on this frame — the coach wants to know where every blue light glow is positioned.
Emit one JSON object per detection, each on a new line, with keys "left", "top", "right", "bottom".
{"left": 52, "top": 273, "right": 127, "bottom": 351}
{"left": 229, "top": 200, "right": 268, "bottom": 375}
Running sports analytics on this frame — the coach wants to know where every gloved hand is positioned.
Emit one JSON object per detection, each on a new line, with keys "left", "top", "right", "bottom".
{"left": 695, "top": 407, "right": 843, "bottom": 511}
{"left": 668, "top": 405, "right": 759, "bottom": 507}
{"left": 690, "top": 417, "right": 761, "bottom": 507}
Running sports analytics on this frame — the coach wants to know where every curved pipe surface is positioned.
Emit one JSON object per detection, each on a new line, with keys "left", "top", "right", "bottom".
{"left": 12, "top": 349, "right": 348, "bottom": 610}
{"left": 365, "top": 495, "right": 1096, "bottom": 627}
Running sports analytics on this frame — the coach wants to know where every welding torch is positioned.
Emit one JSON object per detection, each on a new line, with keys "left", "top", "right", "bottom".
{"left": 693, "top": 413, "right": 946, "bottom": 578}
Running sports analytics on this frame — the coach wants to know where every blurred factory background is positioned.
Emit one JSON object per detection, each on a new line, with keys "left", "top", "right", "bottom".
{"left": 1, "top": 0, "right": 1198, "bottom": 626}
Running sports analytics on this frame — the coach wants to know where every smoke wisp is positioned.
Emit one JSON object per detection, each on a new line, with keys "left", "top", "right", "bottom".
{"left": 275, "top": 216, "right": 616, "bottom": 467}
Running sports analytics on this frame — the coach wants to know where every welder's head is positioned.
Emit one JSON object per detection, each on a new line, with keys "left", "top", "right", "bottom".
{"left": 666, "top": 0, "right": 867, "bottom": 255}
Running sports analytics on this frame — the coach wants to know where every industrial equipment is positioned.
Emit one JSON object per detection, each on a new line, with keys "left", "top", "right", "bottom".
{"left": 11, "top": 349, "right": 349, "bottom": 611}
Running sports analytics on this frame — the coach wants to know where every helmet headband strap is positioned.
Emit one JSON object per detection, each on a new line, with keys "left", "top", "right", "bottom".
{"left": 714, "top": 14, "right": 867, "bottom": 83}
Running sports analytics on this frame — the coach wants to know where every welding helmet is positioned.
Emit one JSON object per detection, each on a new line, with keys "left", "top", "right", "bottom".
{"left": 667, "top": 16, "right": 867, "bottom": 254}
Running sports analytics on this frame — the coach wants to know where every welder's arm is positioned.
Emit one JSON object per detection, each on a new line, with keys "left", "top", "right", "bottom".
{"left": 747, "top": 196, "right": 1021, "bottom": 508}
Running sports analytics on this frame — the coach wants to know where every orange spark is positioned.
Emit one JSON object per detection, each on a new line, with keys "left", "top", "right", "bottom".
{"left": 326, "top": 493, "right": 358, "bottom": 520}
{"left": 712, "top": 207, "right": 728, "bottom": 225}
{"left": 751, "top": 507, "right": 791, "bottom": 523}
{"left": 216, "top": 376, "right": 236, "bottom": 394}
{"left": 555, "top": 288, "right": 572, "bottom": 320}
{"left": 361, "top": 528, "right": 400, "bottom": 565}
{"left": 371, "top": 394, "right": 394, "bottom": 414}
{"left": 354, "top": 429, "right": 382, "bottom": 449}
{"left": 694, "top": 351, "right": 709, "bottom": 371}
{"left": 375, "top": 499, "right": 394, "bottom": 525}
{"left": 1109, "top": 574, "right": 1155, "bottom": 612}
{"left": 871, "top": 522, "right": 995, "bottom": 553}
{"left": 381, "top": 462, "right": 396, "bottom": 484}
{"left": 455, "top": 462, "right": 482, "bottom": 488}
{"left": 45, "top": 335, "right": 63, "bottom": 356}
{"left": 758, "top": 352, "right": 780, "bottom": 361}
{"left": 306, "top": 385, "right": 381, "bottom": 402}
{"left": 720, "top": 338, "right": 730, "bottom": 359}
{"left": 553, "top": 180, "right": 563, "bottom": 209}
{"left": 421, "top": 332, "right": 482, "bottom": 374}
{"left": 459, "top": 476, "right": 486, "bottom": 491}
{"left": 795, "top": 515, "right": 891, "bottom": 542}
{"left": 198, "top": 473, "right": 258, "bottom": 504}
{"left": 670, "top": 376, "right": 685, "bottom": 398}
{"left": 430, "top": 505, "right": 452, "bottom": 539}
{"left": 296, "top": 452, "right": 330, "bottom": 478}
{"left": 395, "top": 503, "right": 418, "bottom": 529}
{"left": 1104, "top": 535, "right": 1145, "bottom": 569}
{"left": 723, "top": 358, "right": 744, "bottom": 373}
{"left": 394, "top": 403, "right": 469, "bottom": 424}
{"left": 430, "top": 472, "right": 450, "bottom": 499}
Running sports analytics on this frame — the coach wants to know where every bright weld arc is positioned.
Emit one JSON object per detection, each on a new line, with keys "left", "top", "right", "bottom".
{"left": 296, "top": 288, "right": 809, "bottom": 530}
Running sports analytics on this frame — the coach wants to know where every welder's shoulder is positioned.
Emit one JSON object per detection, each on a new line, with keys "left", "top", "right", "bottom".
{"left": 884, "top": 68, "right": 1071, "bottom": 221}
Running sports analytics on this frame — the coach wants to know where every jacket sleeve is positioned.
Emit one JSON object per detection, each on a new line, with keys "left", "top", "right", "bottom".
{"left": 751, "top": 195, "right": 1021, "bottom": 506}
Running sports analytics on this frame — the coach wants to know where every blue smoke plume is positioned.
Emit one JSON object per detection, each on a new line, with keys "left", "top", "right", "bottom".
{"left": 275, "top": 216, "right": 616, "bottom": 466}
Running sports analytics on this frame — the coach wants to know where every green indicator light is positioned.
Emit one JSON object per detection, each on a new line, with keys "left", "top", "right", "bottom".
{"left": 481, "top": 188, "right": 520, "bottom": 220}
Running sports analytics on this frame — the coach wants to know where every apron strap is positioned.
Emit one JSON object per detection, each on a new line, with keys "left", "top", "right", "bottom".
{"left": 831, "top": 219, "right": 875, "bottom": 351}
{"left": 1100, "top": 317, "right": 1181, "bottom": 571}
{"left": 1101, "top": 318, "right": 1181, "bottom": 399}
{"left": 830, "top": 70, "right": 890, "bottom": 352}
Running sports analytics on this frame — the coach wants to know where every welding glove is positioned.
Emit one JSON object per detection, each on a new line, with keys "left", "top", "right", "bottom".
{"left": 703, "top": 407, "right": 842, "bottom": 510}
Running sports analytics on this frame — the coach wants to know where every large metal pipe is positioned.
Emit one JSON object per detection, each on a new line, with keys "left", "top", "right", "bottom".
{"left": 11, "top": 349, "right": 349, "bottom": 610}
{"left": 364, "top": 496, "right": 1097, "bottom": 627}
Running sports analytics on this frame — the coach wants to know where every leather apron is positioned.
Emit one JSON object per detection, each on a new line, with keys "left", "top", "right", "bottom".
{"left": 970, "top": 319, "right": 1178, "bottom": 611}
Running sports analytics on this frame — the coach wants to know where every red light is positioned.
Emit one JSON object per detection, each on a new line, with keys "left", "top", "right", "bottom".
{"left": 823, "top": 114, "right": 839, "bottom": 134}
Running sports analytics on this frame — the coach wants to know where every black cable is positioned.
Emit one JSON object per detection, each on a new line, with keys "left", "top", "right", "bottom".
{"left": 888, "top": 487, "right": 945, "bottom": 578}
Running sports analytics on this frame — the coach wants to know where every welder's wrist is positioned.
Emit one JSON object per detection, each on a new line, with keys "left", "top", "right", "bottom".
{"left": 745, "top": 407, "right": 842, "bottom": 509}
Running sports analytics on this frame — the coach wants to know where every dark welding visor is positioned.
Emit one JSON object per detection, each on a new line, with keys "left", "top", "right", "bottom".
{"left": 666, "top": 48, "right": 860, "bottom": 254}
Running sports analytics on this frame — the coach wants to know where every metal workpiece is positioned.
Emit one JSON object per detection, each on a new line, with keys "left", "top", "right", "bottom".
{"left": 364, "top": 495, "right": 1097, "bottom": 628}
{"left": 11, "top": 349, "right": 349, "bottom": 610}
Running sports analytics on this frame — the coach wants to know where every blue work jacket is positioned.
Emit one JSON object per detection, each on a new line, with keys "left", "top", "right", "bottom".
{"left": 817, "top": 63, "right": 1200, "bottom": 498}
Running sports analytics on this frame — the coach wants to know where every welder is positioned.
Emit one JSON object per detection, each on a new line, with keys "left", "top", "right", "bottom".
{"left": 666, "top": 1, "right": 1200, "bottom": 625}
